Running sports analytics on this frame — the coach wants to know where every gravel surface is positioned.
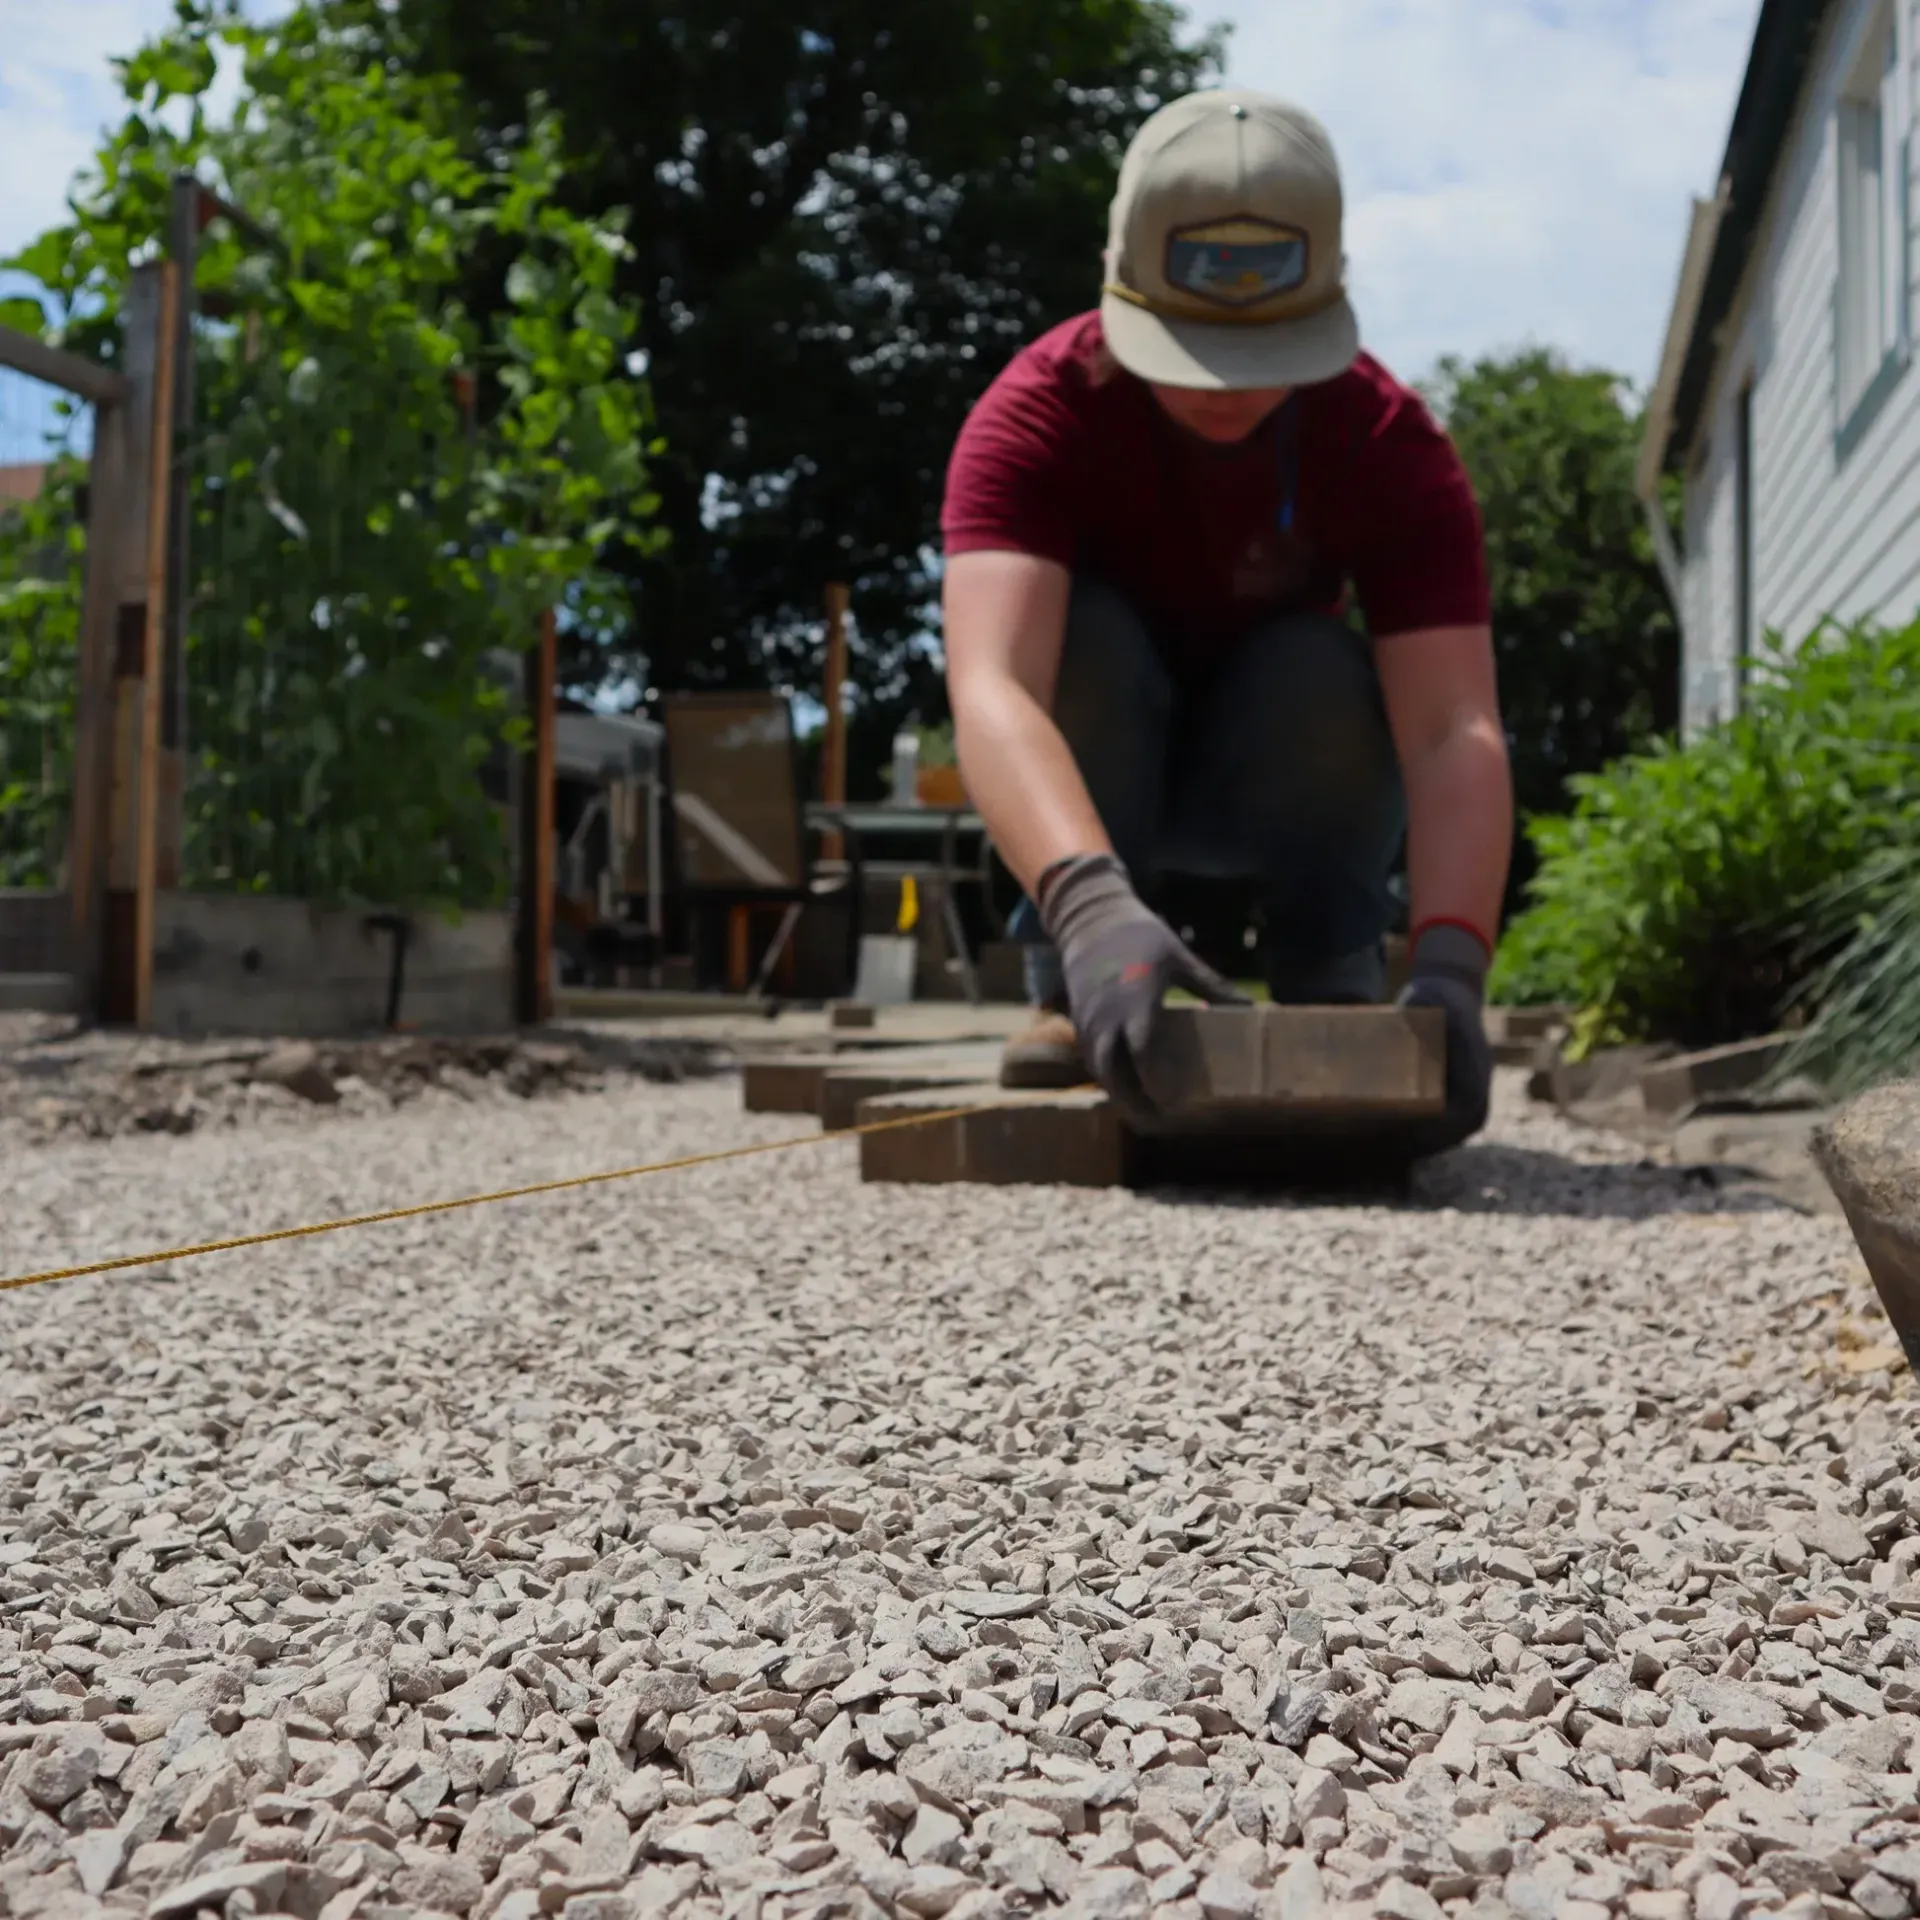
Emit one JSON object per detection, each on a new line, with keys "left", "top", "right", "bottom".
{"left": 0, "top": 1067, "right": 1914, "bottom": 1920}
{"left": 0, "top": 1016, "right": 727, "bottom": 1147}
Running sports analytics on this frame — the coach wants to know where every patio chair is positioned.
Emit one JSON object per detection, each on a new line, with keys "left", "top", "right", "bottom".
{"left": 657, "top": 690, "right": 853, "bottom": 996}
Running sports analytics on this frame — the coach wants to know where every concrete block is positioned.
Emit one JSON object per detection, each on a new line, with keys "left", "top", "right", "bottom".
{"left": 742, "top": 1043, "right": 976, "bottom": 1114}
{"left": 851, "top": 1007, "right": 1447, "bottom": 1187}
{"left": 1485, "top": 1005, "right": 1570, "bottom": 1067}
{"left": 818, "top": 1050, "right": 1004, "bottom": 1131}
{"left": 1638, "top": 1035, "right": 1799, "bottom": 1118}
{"left": 858, "top": 1086, "right": 1127, "bottom": 1188}
{"left": 742, "top": 1031, "right": 1029, "bottom": 1113}
{"left": 0, "top": 973, "right": 76, "bottom": 1014}
{"left": 742, "top": 1054, "right": 847, "bottom": 1115}
{"left": 0, "top": 889, "right": 70, "bottom": 974}
{"left": 1140, "top": 1004, "right": 1445, "bottom": 1134}
{"left": 150, "top": 892, "right": 513, "bottom": 1037}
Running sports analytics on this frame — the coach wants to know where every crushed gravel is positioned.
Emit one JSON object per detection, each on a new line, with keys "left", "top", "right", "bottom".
{"left": 0, "top": 1015, "right": 729, "bottom": 1147}
{"left": 0, "top": 1064, "right": 1913, "bottom": 1920}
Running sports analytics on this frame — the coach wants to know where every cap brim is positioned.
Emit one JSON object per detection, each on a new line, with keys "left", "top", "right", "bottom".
{"left": 1100, "top": 290, "right": 1361, "bottom": 391}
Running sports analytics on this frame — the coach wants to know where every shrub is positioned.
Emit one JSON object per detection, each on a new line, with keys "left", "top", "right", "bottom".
{"left": 1774, "top": 836, "right": 1920, "bottom": 1098}
{"left": 1491, "top": 614, "right": 1920, "bottom": 1054}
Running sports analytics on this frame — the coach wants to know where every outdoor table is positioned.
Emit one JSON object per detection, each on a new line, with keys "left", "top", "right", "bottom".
{"left": 804, "top": 802, "right": 994, "bottom": 1004}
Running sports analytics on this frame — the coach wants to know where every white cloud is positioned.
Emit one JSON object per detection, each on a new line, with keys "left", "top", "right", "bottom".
{"left": 1214, "top": 0, "right": 1764, "bottom": 385}
{"left": 0, "top": 2, "right": 179, "bottom": 266}
{"left": 0, "top": 0, "right": 1761, "bottom": 390}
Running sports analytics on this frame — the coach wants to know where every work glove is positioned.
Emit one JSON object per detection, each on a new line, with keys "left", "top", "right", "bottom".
{"left": 1039, "top": 853, "right": 1250, "bottom": 1129}
{"left": 1395, "top": 922, "right": 1494, "bottom": 1156}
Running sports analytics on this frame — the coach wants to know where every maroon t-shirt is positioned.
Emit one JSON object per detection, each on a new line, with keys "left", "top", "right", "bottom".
{"left": 940, "top": 312, "right": 1489, "bottom": 665}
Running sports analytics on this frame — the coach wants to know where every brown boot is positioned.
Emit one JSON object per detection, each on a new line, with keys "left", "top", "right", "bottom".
{"left": 1000, "top": 1006, "right": 1086, "bottom": 1089}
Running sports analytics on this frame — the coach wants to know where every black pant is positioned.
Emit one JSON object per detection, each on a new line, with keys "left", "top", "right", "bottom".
{"left": 1008, "top": 576, "right": 1407, "bottom": 1003}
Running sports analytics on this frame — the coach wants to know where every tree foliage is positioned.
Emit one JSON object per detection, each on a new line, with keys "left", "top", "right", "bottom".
{"left": 0, "top": 463, "right": 87, "bottom": 888}
{"left": 1425, "top": 349, "right": 1680, "bottom": 910}
{"left": 378, "top": 0, "right": 1224, "bottom": 786}
{"left": 1, "top": 0, "right": 658, "bottom": 907}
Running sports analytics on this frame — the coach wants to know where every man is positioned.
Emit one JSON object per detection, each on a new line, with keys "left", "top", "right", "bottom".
{"left": 938, "top": 86, "right": 1513, "bottom": 1151}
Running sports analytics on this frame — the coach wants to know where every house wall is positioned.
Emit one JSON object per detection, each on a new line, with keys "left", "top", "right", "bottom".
{"left": 1682, "top": 0, "right": 1920, "bottom": 733}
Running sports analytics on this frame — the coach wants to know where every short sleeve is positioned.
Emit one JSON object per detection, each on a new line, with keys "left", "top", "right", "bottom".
{"left": 940, "top": 349, "right": 1087, "bottom": 567}
{"left": 1344, "top": 391, "right": 1491, "bottom": 639}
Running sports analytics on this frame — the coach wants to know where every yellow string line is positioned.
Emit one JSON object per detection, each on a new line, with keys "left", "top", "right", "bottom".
{"left": 0, "top": 1087, "right": 1094, "bottom": 1296}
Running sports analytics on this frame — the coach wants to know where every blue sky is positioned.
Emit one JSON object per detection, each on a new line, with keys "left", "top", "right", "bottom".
{"left": 1217, "top": 0, "right": 1768, "bottom": 386}
{"left": 0, "top": 0, "right": 1762, "bottom": 437}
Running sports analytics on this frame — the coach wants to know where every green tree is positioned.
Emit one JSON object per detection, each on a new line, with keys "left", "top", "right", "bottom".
{"left": 1425, "top": 349, "right": 1680, "bottom": 911}
{"left": 1, "top": 0, "right": 657, "bottom": 907}
{"left": 0, "top": 462, "right": 86, "bottom": 887}
{"left": 376, "top": 0, "right": 1224, "bottom": 787}
{"left": 1491, "top": 614, "right": 1920, "bottom": 1063}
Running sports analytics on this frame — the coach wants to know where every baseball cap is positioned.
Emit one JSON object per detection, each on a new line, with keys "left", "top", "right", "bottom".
{"left": 1101, "top": 88, "right": 1361, "bottom": 391}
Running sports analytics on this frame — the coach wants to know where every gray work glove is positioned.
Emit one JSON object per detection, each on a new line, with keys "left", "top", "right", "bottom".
{"left": 1039, "top": 853, "right": 1250, "bottom": 1128}
{"left": 1395, "top": 922, "right": 1494, "bottom": 1156}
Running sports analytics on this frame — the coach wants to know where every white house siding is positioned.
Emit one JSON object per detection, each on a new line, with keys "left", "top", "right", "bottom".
{"left": 1681, "top": 0, "right": 1920, "bottom": 735}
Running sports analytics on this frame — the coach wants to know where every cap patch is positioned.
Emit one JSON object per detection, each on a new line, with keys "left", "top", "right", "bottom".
{"left": 1165, "top": 217, "right": 1308, "bottom": 309}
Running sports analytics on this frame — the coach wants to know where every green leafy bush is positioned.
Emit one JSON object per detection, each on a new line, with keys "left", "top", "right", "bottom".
{"left": 1491, "top": 614, "right": 1920, "bottom": 1053}
{"left": 0, "top": 461, "right": 85, "bottom": 888}
{"left": 2, "top": 1, "right": 660, "bottom": 911}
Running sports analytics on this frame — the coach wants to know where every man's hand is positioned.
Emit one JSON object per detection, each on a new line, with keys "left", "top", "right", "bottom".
{"left": 1396, "top": 922, "right": 1493, "bottom": 1155}
{"left": 1040, "top": 854, "right": 1250, "bottom": 1127}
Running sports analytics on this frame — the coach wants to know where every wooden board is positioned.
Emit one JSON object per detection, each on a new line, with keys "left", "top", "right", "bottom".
{"left": 854, "top": 1005, "right": 1452, "bottom": 1189}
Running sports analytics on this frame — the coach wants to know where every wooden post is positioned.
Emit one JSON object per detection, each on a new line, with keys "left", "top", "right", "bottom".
{"left": 516, "top": 608, "right": 557, "bottom": 1024}
{"left": 131, "top": 261, "right": 181, "bottom": 1029}
{"left": 91, "top": 264, "right": 167, "bottom": 1025}
{"left": 821, "top": 582, "right": 849, "bottom": 861}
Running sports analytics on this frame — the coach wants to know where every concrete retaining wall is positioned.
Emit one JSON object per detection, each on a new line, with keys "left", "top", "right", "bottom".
{"left": 0, "top": 888, "right": 70, "bottom": 974}
{"left": 151, "top": 893, "right": 515, "bottom": 1038}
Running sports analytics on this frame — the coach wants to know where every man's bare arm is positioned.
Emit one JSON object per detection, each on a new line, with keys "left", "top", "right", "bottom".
{"left": 942, "top": 550, "right": 1111, "bottom": 896}
{"left": 1374, "top": 623, "right": 1513, "bottom": 950}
